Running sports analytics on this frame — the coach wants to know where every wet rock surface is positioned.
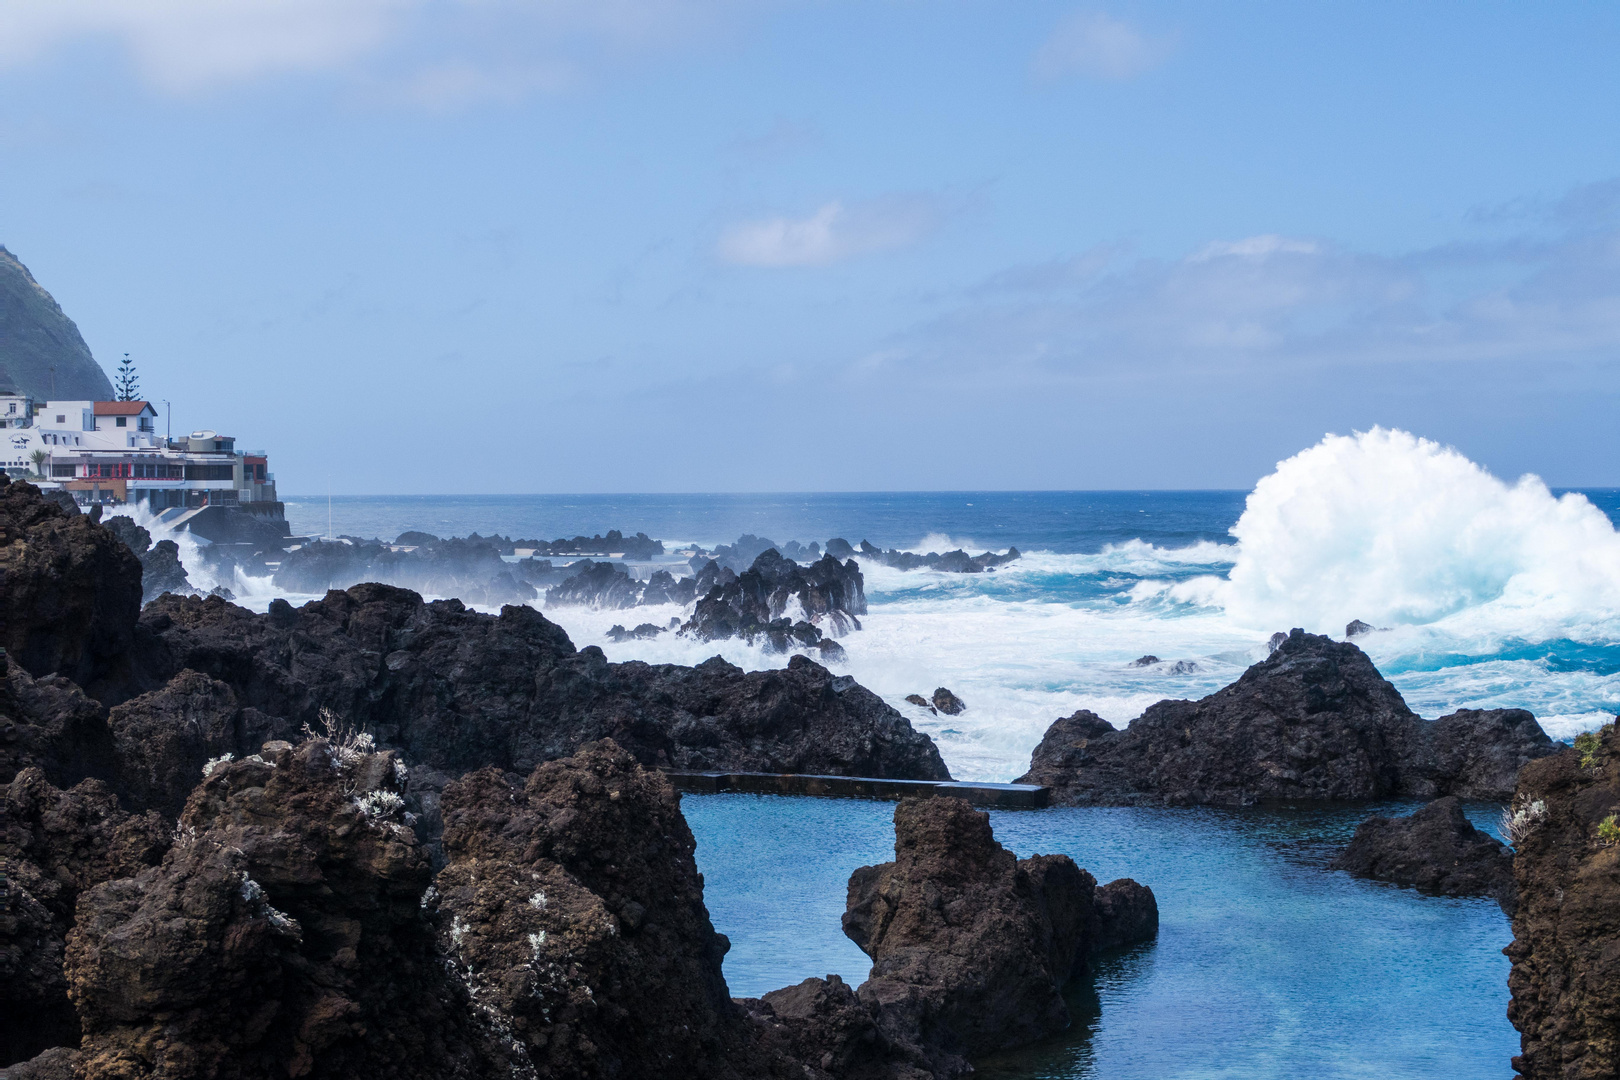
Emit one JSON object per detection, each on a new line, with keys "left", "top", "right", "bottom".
{"left": 1331, "top": 796, "right": 1515, "bottom": 912}
{"left": 681, "top": 549, "right": 866, "bottom": 653}
{"left": 929, "top": 689, "right": 965, "bottom": 716}
{"left": 849, "top": 541, "right": 1020, "bottom": 574}
{"left": 1020, "top": 630, "right": 1557, "bottom": 806}
{"left": 103, "top": 516, "right": 194, "bottom": 603}
{"left": 1505, "top": 723, "right": 1620, "bottom": 1080}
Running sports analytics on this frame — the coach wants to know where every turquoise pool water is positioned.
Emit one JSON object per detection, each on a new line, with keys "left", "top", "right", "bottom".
{"left": 685, "top": 793, "right": 1516, "bottom": 1080}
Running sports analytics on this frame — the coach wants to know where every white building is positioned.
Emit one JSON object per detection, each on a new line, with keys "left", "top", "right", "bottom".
{"left": 0, "top": 393, "right": 277, "bottom": 511}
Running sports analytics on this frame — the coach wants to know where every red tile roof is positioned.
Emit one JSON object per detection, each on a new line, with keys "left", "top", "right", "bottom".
{"left": 93, "top": 401, "right": 155, "bottom": 415}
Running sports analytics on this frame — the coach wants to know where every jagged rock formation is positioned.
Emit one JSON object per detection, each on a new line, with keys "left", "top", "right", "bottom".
{"left": 545, "top": 560, "right": 642, "bottom": 609}
{"left": 273, "top": 537, "right": 544, "bottom": 607}
{"left": 604, "top": 622, "right": 667, "bottom": 643}
{"left": 2, "top": 767, "right": 170, "bottom": 1064}
{"left": 1505, "top": 723, "right": 1620, "bottom": 1080}
{"left": 1019, "top": 629, "right": 1557, "bottom": 806}
{"left": 138, "top": 587, "right": 945, "bottom": 781}
{"left": 0, "top": 469, "right": 1169, "bottom": 1080}
{"left": 1331, "top": 796, "right": 1515, "bottom": 913}
{"left": 929, "top": 689, "right": 964, "bottom": 716}
{"left": 102, "top": 515, "right": 192, "bottom": 602}
{"left": 839, "top": 797, "right": 1157, "bottom": 1074}
{"left": 0, "top": 246, "right": 115, "bottom": 402}
{"left": 682, "top": 550, "right": 865, "bottom": 656}
{"left": 850, "top": 540, "right": 1020, "bottom": 574}
{"left": 63, "top": 737, "right": 508, "bottom": 1080}
{"left": 434, "top": 741, "right": 776, "bottom": 1079}
{"left": 1, "top": 479, "right": 142, "bottom": 694}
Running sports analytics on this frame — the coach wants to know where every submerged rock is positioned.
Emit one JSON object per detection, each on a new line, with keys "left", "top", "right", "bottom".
{"left": 1331, "top": 796, "right": 1515, "bottom": 913}
{"left": 930, "top": 688, "right": 965, "bottom": 716}
{"left": 904, "top": 694, "right": 937, "bottom": 714}
{"left": 604, "top": 622, "right": 667, "bottom": 643}
{"left": 1505, "top": 721, "right": 1620, "bottom": 1079}
{"left": 1130, "top": 655, "right": 1160, "bottom": 667}
{"left": 1019, "top": 630, "right": 1557, "bottom": 806}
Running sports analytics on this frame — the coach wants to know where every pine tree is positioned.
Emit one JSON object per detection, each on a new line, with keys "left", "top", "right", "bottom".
{"left": 115, "top": 354, "right": 139, "bottom": 401}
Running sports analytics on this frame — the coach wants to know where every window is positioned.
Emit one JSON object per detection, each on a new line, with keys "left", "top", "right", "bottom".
{"left": 52, "top": 464, "right": 72, "bottom": 477}
{"left": 116, "top": 417, "right": 127, "bottom": 428}
{"left": 55, "top": 415, "right": 64, "bottom": 423}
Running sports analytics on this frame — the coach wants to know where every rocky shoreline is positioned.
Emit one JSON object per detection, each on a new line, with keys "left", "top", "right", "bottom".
{"left": 0, "top": 475, "right": 1154, "bottom": 1079}
{"left": 1018, "top": 629, "right": 1556, "bottom": 805}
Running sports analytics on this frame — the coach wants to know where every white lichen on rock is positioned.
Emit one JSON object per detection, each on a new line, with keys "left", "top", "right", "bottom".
{"left": 1502, "top": 798, "right": 1549, "bottom": 847}
{"left": 354, "top": 789, "right": 405, "bottom": 818}
{"left": 202, "top": 753, "right": 234, "bottom": 777}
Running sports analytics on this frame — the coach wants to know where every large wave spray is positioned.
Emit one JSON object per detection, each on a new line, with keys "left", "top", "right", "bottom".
{"left": 1194, "top": 428, "right": 1620, "bottom": 641}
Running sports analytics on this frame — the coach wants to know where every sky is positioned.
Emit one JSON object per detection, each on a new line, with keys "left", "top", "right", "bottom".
{"left": 1, "top": 1, "right": 1618, "bottom": 494}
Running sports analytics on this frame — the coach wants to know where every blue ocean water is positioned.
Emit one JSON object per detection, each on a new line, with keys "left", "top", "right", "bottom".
{"left": 251, "top": 432, "right": 1620, "bottom": 1079}
{"left": 275, "top": 475, "right": 1620, "bottom": 782}
{"left": 686, "top": 793, "right": 1516, "bottom": 1080}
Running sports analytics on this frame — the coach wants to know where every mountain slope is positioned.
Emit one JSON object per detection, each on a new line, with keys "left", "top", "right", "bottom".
{"left": 0, "top": 245, "right": 114, "bottom": 401}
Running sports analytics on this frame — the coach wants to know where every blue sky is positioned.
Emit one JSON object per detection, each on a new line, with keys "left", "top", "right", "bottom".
{"left": 2, "top": 1, "right": 1618, "bottom": 493}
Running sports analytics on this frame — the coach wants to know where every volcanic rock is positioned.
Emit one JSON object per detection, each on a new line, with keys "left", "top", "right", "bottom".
{"left": 107, "top": 668, "right": 294, "bottom": 816}
{"left": 0, "top": 476, "right": 142, "bottom": 693}
{"left": 1, "top": 768, "right": 169, "bottom": 1063}
{"left": 682, "top": 549, "right": 866, "bottom": 650}
{"left": 930, "top": 688, "right": 965, "bottom": 716}
{"left": 604, "top": 622, "right": 667, "bottom": 643}
{"left": 64, "top": 737, "right": 508, "bottom": 1080}
{"left": 544, "top": 560, "right": 642, "bottom": 610}
{"left": 1345, "top": 619, "right": 1374, "bottom": 638}
{"left": 1130, "top": 655, "right": 1160, "bottom": 667}
{"left": 851, "top": 542, "right": 1020, "bottom": 574}
{"left": 433, "top": 740, "right": 771, "bottom": 1079}
{"left": 842, "top": 797, "right": 1157, "bottom": 1069}
{"left": 1331, "top": 796, "right": 1515, "bottom": 912}
{"left": 1505, "top": 722, "right": 1620, "bottom": 1079}
{"left": 1019, "top": 630, "right": 1556, "bottom": 806}
{"left": 904, "top": 694, "right": 936, "bottom": 714}
{"left": 138, "top": 584, "right": 949, "bottom": 781}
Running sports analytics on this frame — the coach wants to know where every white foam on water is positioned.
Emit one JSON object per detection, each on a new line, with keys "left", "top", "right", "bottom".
{"left": 1174, "top": 428, "right": 1620, "bottom": 642}
{"left": 129, "top": 427, "right": 1620, "bottom": 784}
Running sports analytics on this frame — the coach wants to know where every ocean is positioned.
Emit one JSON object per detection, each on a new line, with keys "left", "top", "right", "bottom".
{"left": 190, "top": 427, "right": 1617, "bottom": 1077}
{"left": 258, "top": 430, "right": 1620, "bottom": 785}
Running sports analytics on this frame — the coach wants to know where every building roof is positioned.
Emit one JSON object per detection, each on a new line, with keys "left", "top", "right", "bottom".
{"left": 93, "top": 401, "right": 156, "bottom": 416}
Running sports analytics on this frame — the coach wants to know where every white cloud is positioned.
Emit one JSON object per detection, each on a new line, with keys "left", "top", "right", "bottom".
{"left": 1189, "top": 234, "right": 1320, "bottom": 261}
{"left": 717, "top": 196, "right": 943, "bottom": 268}
{"left": 1033, "top": 11, "right": 1175, "bottom": 82}
{"left": 0, "top": 0, "right": 412, "bottom": 91}
{"left": 0, "top": 0, "right": 756, "bottom": 97}
{"left": 884, "top": 206, "right": 1620, "bottom": 381}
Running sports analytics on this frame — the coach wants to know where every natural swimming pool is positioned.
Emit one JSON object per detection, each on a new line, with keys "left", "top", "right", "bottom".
{"left": 686, "top": 794, "right": 1516, "bottom": 1080}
